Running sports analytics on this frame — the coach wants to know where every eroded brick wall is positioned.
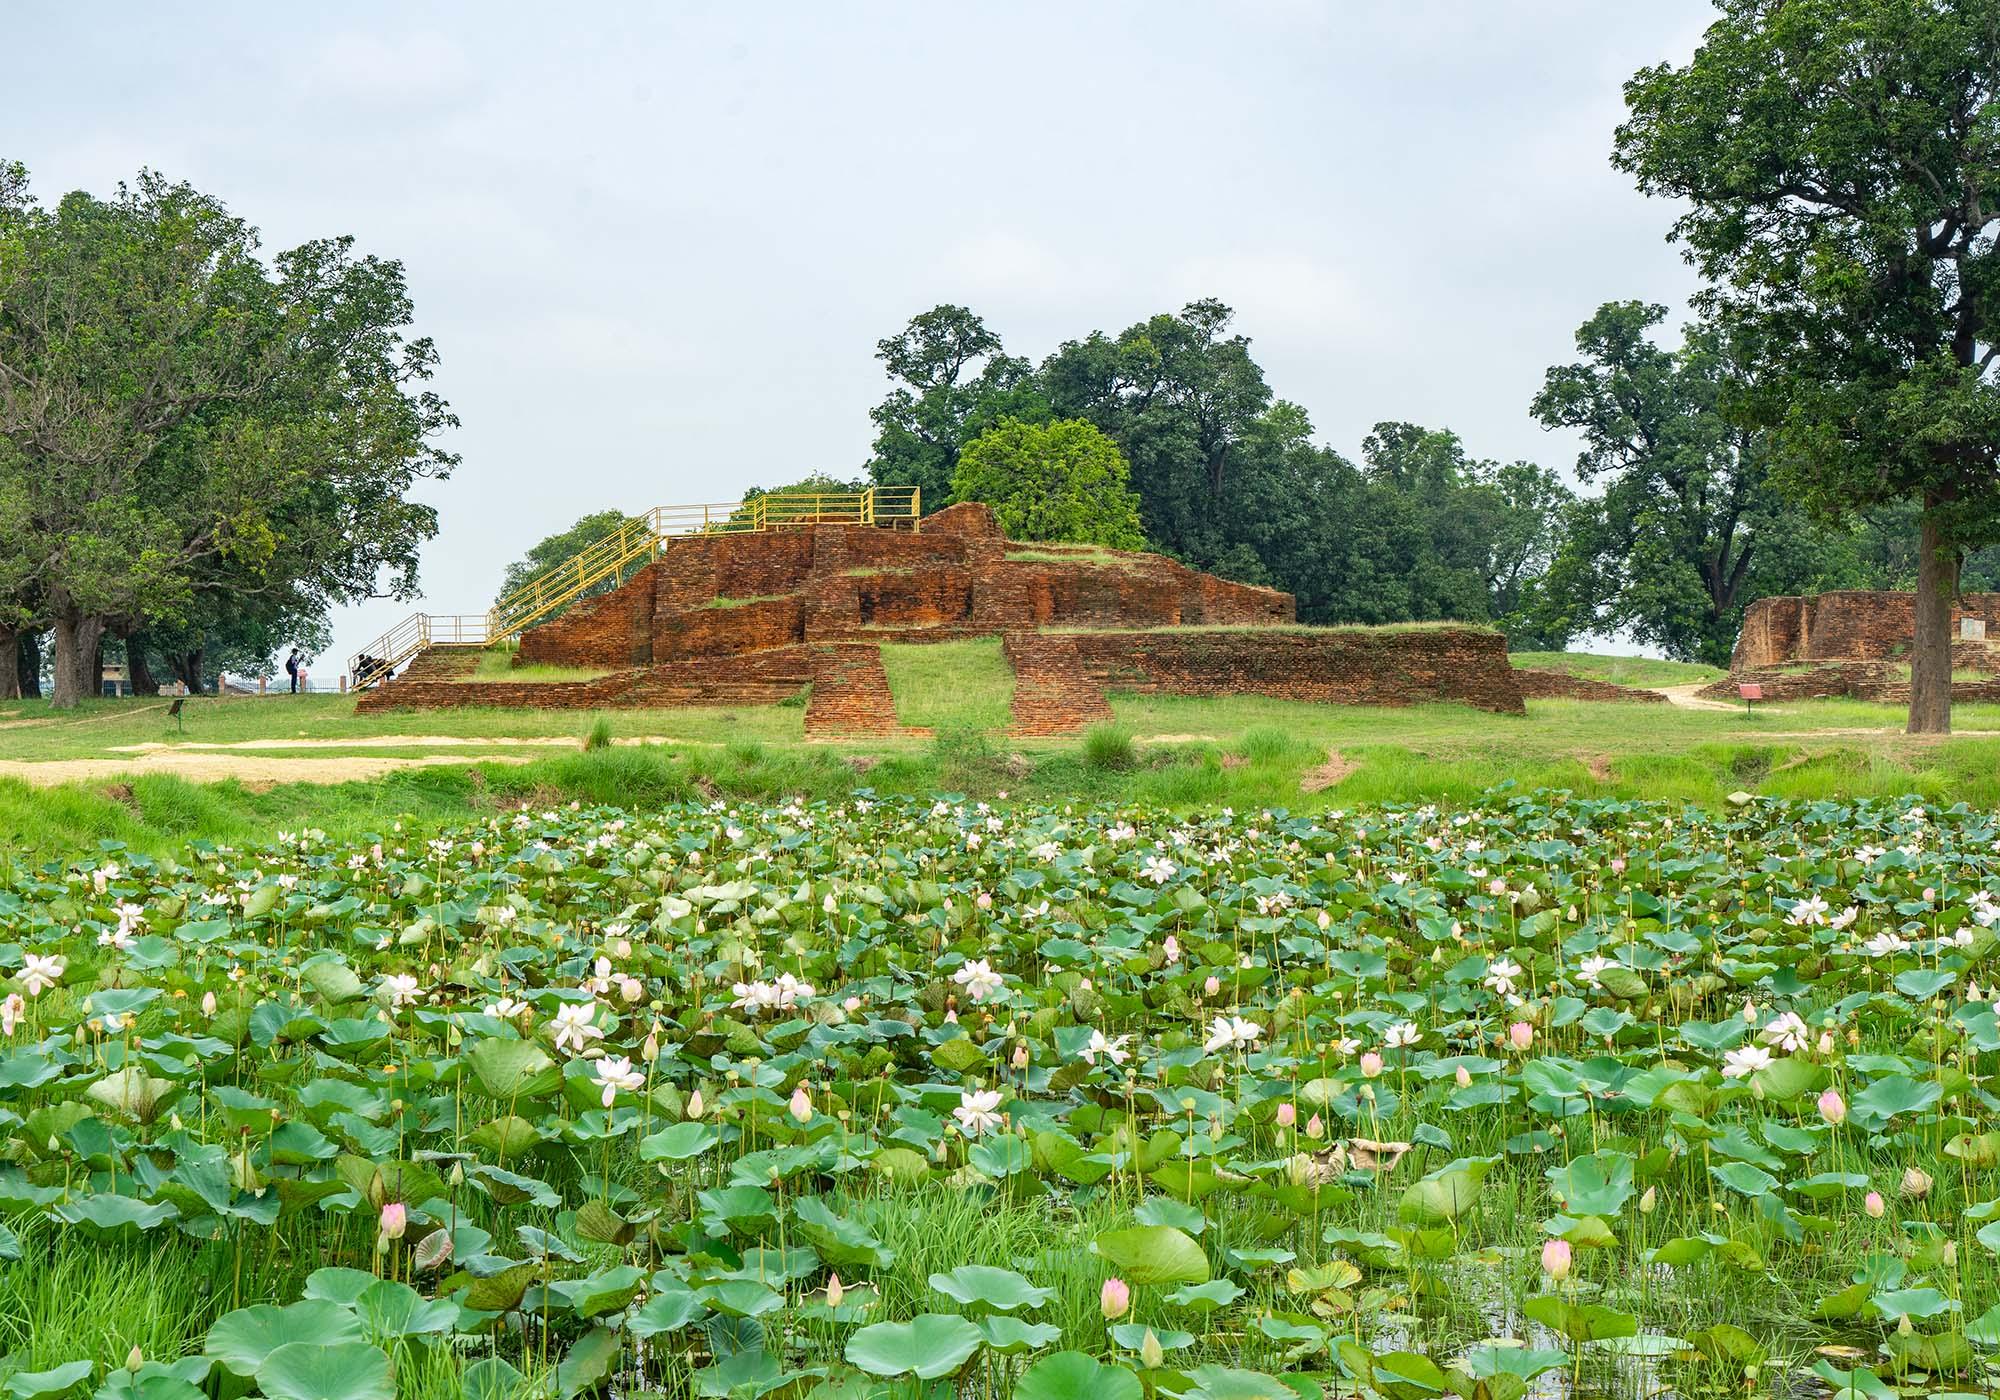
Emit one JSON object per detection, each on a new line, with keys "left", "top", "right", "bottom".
{"left": 1513, "top": 668, "right": 1668, "bottom": 704}
{"left": 357, "top": 647, "right": 811, "bottom": 712}
{"left": 1065, "top": 627, "right": 1525, "bottom": 717}
{"left": 1698, "top": 661, "right": 2000, "bottom": 705}
{"left": 1733, "top": 592, "right": 2000, "bottom": 670}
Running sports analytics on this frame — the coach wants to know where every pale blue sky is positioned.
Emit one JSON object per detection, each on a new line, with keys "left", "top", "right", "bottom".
{"left": 10, "top": 2, "right": 1710, "bottom": 671}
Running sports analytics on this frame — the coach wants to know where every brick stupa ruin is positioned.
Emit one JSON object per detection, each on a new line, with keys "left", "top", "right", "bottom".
{"left": 1700, "top": 590, "right": 2000, "bottom": 704}
{"left": 360, "top": 502, "right": 1526, "bottom": 732}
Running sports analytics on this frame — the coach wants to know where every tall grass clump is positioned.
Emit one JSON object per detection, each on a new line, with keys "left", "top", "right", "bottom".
{"left": 582, "top": 716, "right": 614, "bottom": 751}
{"left": 1081, "top": 724, "right": 1135, "bottom": 772}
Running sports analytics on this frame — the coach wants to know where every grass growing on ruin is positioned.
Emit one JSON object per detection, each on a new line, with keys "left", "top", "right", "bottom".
{"left": 878, "top": 636, "right": 1015, "bottom": 732}
{"left": 1508, "top": 650, "right": 1725, "bottom": 686}
{"left": 468, "top": 649, "right": 619, "bottom": 683}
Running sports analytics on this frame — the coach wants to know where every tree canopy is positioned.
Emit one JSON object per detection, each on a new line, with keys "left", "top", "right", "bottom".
{"left": 951, "top": 418, "right": 1146, "bottom": 549}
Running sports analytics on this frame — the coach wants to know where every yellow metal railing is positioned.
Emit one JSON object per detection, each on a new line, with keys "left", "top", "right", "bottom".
{"left": 348, "top": 487, "right": 920, "bottom": 689}
{"left": 346, "top": 613, "right": 491, "bottom": 689}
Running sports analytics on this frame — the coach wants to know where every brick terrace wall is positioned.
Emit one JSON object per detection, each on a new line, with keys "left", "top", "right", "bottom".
{"left": 1066, "top": 627, "right": 1525, "bottom": 716}
{"left": 1698, "top": 661, "right": 2000, "bottom": 706}
{"left": 1003, "top": 634, "right": 1115, "bottom": 735}
{"left": 1733, "top": 592, "right": 2000, "bottom": 669}
{"left": 514, "top": 576, "right": 655, "bottom": 669}
{"left": 1513, "top": 668, "right": 1668, "bottom": 704}
{"left": 802, "top": 644, "right": 902, "bottom": 736}
{"left": 655, "top": 598, "right": 805, "bottom": 661}
{"left": 358, "top": 647, "right": 811, "bottom": 712}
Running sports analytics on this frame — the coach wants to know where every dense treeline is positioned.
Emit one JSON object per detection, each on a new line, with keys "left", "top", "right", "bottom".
{"left": 0, "top": 162, "right": 453, "bottom": 705}
{"left": 859, "top": 299, "right": 1998, "bottom": 665}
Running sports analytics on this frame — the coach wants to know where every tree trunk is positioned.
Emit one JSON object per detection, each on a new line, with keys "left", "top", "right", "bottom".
{"left": 49, "top": 612, "right": 107, "bottom": 710}
{"left": 18, "top": 632, "right": 40, "bottom": 698}
{"left": 1908, "top": 503, "right": 1955, "bottom": 735}
{"left": 0, "top": 627, "right": 18, "bottom": 701}
{"left": 171, "top": 647, "right": 207, "bottom": 695}
{"left": 124, "top": 631, "right": 161, "bottom": 696}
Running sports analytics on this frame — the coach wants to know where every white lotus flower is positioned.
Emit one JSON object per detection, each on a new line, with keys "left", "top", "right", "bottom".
{"left": 552, "top": 1001, "right": 606, "bottom": 1055}
{"left": 1080, "top": 1029, "right": 1130, "bottom": 1066}
{"left": 953, "top": 1088, "right": 1005, "bottom": 1137}
{"left": 1721, "top": 1045, "right": 1773, "bottom": 1080}
{"left": 952, "top": 959, "right": 1005, "bottom": 1003}
{"left": 1204, "top": 1015, "right": 1263, "bottom": 1055}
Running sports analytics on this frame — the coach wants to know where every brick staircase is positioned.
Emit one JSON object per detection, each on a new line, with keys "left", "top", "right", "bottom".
{"left": 803, "top": 643, "right": 903, "bottom": 736}
{"left": 1003, "top": 634, "right": 1113, "bottom": 736}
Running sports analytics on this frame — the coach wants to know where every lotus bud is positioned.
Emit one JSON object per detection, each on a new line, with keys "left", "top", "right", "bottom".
{"left": 201, "top": 991, "right": 217, "bottom": 1017}
{"left": 642, "top": 1033, "right": 660, "bottom": 1063}
{"left": 1100, "top": 1277, "right": 1131, "bottom": 1319}
{"left": 826, "top": 1273, "right": 845, "bottom": 1307}
{"left": 1203, "top": 976, "right": 1220, "bottom": 997}
{"left": 1943, "top": 1240, "right": 1958, "bottom": 1268}
{"left": 1540, "top": 1238, "right": 1572, "bottom": 1282}
{"left": 1639, "top": 1186, "right": 1657, "bottom": 1214}
{"left": 1741, "top": 1001, "right": 1757, "bottom": 1024}
{"left": 686, "top": 1089, "right": 705, "bottom": 1119}
{"left": 378, "top": 1201, "right": 408, "bottom": 1242}
{"left": 1817, "top": 1031, "right": 1835, "bottom": 1055}
{"left": 1011, "top": 1043, "right": 1029, "bottom": 1070}
{"left": 844, "top": 996, "right": 862, "bottom": 1012}
{"left": 1900, "top": 1166, "right": 1933, "bottom": 1199}
{"left": 1508, "top": 1022, "right": 1533, "bottom": 1052}
{"left": 449, "top": 1162, "right": 465, "bottom": 1187}
{"left": 1360, "top": 1051, "right": 1384, "bottom": 1079}
{"left": 126, "top": 1347, "right": 142, "bottom": 1372}
{"left": 790, "top": 1084, "right": 813, "bottom": 1123}
{"left": 1141, "top": 1327, "right": 1165, "bottom": 1369}
{"left": 1897, "top": 1313, "right": 1914, "bottom": 1337}
{"left": 1455, "top": 1065, "right": 1472, "bottom": 1089}
{"left": 1305, "top": 1113, "right": 1324, "bottom": 1140}
{"left": 1817, "top": 1089, "right": 1847, "bottom": 1126}
{"left": 1864, "top": 1191, "right": 1886, "bottom": 1218}
{"left": 1276, "top": 1102, "right": 1296, "bottom": 1128}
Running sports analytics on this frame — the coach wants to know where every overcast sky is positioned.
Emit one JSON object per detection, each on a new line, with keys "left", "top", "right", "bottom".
{"left": 12, "top": 1, "right": 1713, "bottom": 674}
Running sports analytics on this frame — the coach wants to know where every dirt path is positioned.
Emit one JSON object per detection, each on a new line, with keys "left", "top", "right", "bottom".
{"left": 0, "top": 752, "right": 536, "bottom": 787}
{"left": 107, "top": 734, "right": 707, "bottom": 753}
{"left": 1653, "top": 684, "right": 1743, "bottom": 712}
{"left": 1300, "top": 748, "right": 1357, "bottom": 792}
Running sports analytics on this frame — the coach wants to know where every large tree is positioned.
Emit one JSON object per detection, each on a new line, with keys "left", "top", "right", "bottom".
{"left": 951, "top": 418, "right": 1146, "bottom": 548}
{"left": 1041, "top": 299, "right": 1274, "bottom": 573}
{"left": 0, "top": 164, "right": 454, "bottom": 704}
{"left": 1531, "top": 301, "right": 1869, "bottom": 663}
{"left": 1616, "top": 0, "right": 2000, "bottom": 731}
{"left": 864, "top": 306, "right": 1043, "bottom": 506}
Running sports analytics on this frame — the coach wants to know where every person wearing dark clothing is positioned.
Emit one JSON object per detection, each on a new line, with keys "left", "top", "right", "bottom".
{"left": 285, "top": 649, "right": 302, "bottom": 694}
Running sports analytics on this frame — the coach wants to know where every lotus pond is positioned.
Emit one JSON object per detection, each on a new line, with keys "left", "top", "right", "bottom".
{"left": 1, "top": 790, "right": 1999, "bottom": 1400}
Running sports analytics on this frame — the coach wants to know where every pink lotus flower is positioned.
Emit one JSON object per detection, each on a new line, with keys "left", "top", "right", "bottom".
{"left": 1100, "top": 1277, "right": 1131, "bottom": 1319}
{"left": 1864, "top": 1191, "right": 1885, "bottom": 1218}
{"left": 378, "top": 1201, "right": 408, "bottom": 1241}
{"left": 1817, "top": 1089, "right": 1847, "bottom": 1126}
{"left": 1305, "top": 1113, "right": 1324, "bottom": 1140}
{"left": 1276, "top": 1102, "right": 1296, "bottom": 1128}
{"left": 1540, "top": 1238, "right": 1571, "bottom": 1281}
{"left": 790, "top": 1084, "right": 813, "bottom": 1123}
{"left": 1359, "top": 1051, "right": 1384, "bottom": 1079}
{"left": 1508, "top": 1022, "right": 1534, "bottom": 1052}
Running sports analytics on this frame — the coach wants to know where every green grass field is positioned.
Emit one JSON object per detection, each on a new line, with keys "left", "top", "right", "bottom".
{"left": 4, "top": 651, "right": 2000, "bottom": 866}
{"left": 1507, "top": 650, "right": 1726, "bottom": 686}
